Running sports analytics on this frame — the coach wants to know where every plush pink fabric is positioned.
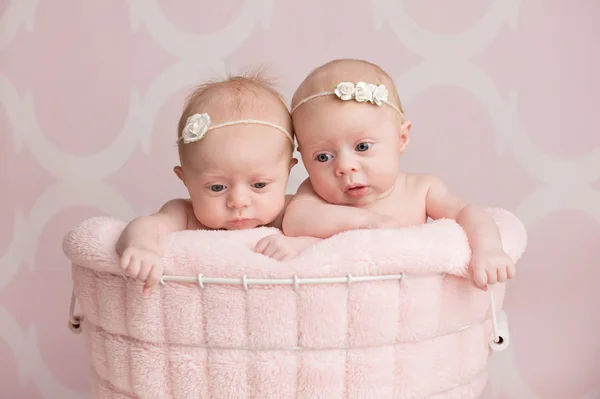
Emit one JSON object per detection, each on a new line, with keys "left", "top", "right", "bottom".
{"left": 63, "top": 208, "right": 527, "bottom": 399}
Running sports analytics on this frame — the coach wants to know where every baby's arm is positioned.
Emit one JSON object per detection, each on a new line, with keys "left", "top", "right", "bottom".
{"left": 255, "top": 193, "right": 323, "bottom": 261}
{"left": 424, "top": 175, "right": 515, "bottom": 289}
{"left": 116, "top": 199, "right": 189, "bottom": 294}
{"left": 282, "top": 179, "right": 395, "bottom": 239}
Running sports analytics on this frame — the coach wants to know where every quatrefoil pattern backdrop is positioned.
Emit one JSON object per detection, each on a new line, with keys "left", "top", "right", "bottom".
{"left": 1, "top": 1, "right": 599, "bottom": 398}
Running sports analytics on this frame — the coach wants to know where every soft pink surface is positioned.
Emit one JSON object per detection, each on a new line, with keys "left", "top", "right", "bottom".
{"left": 1, "top": 1, "right": 599, "bottom": 398}
{"left": 62, "top": 208, "right": 526, "bottom": 398}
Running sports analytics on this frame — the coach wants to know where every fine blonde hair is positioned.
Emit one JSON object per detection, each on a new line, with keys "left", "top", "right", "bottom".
{"left": 177, "top": 69, "right": 289, "bottom": 141}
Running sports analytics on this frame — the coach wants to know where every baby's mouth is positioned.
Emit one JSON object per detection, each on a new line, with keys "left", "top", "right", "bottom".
{"left": 344, "top": 183, "right": 370, "bottom": 197}
{"left": 228, "top": 217, "right": 255, "bottom": 227}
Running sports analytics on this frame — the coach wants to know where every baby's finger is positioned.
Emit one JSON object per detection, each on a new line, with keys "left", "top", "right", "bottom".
{"left": 137, "top": 261, "right": 151, "bottom": 282}
{"left": 263, "top": 244, "right": 280, "bottom": 258}
{"left": 254, "top": 238, "right": 269, "bottom": 254}
{"left": 270, "top": 249, "right": 282, "bottom": 260}
{"left": 473, "top": 268, "right": 488, "bottom": 290}
{"left": 120, "top": 253, "right": 131, "bottom": 270}
{"left": 486, "top": 269, "right": 498, "bottom": 285}
{"left": 142, "top": 282, "right": 156, "bottom": 296}
{"left": 272, "top": 248, "right": 288, "bottom": 261}
{"left": 507, "top": 261, "right": 516, "bottom": 279}
{"left": 147, "top": 266, "right": 163, "bottom": 288}
{"left": 143, "top": 267, "right": 162, "bottom": 296}
{"left": 126, "top": 259, "right": 141, "bottom": 278}
{"left": 279, "top": 251, "right": 295, "bottom": 261}
{"left": 496, "top": 266, "right": 508, "bottom": 283}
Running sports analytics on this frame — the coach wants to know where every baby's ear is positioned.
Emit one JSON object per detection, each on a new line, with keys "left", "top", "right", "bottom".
{"left": 398, "top": 120, "right": 412, "bottom": 153}
{"left": 173, "top": 166, "right": 184, "bottom": 182}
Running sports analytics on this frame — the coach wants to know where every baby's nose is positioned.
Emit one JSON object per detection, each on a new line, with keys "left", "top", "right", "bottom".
{"left": 227, "top": 188, "right": 250, "bottom": 209}
{"left": 335, "top": 154, "right": 359, "bottom": 176}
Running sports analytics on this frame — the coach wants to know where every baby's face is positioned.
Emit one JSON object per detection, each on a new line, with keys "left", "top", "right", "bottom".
{"left": 178, "top": 125, "right": 294, "bottom": 230}
{"left": 295, "top": 100, "right": 406, "bottom": 206}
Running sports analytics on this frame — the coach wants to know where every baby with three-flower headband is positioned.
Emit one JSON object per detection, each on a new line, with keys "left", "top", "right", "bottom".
{"left": 273, "top": 58, "right": 515, "bottom": 291}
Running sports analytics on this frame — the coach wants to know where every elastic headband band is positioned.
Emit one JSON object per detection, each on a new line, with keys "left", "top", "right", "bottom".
{"left": 291, "top": 81, "right": 404, "bottom": 117}
{"left": 177, "top": 113, "right": 294, "bottom": 145}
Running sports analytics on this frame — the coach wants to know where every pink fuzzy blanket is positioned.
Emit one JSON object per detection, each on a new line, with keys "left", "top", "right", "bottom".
{"left": 63, "top": 208, "right": 527, "bottom": 399}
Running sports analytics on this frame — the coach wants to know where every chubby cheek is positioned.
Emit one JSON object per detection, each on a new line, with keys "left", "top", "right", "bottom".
{"left": 366, "top": 154, "right": 399, "bottom": 178}
{"left": 308, "top": 168, "right": 335, "bottom": 189}
{"left": 256, "top": 192, "right": 286, "bottom": 223}
{"left": 191, "top": 197, "right": 226, "bottom": 228}
{"left": 310, "top": 176, "right": 343, "bottom": 204}
{"left": 312, "top": 179, "right": 336, "bottom": 197}
{"left": 305, "top": 164, "right": 325, "bottom": 182}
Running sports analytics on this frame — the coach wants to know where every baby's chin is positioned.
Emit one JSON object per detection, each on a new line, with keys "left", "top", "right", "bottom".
{"left": 226, "top": 222, "right": 262, "bottom": 230}
{"left": 316, "top": 188, "right": 371, "bottom": 206}
{"left": 220, "top": 217, "right": 274, "bottom": 231}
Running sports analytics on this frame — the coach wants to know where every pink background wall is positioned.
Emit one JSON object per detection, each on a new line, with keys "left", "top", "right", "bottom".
{"left": 1, "top": 0, "right": 599, "bottom": 397}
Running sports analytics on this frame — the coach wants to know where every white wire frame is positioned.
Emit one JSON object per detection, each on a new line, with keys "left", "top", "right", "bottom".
{"left": 69, "top": 270, "right": 504, "bottom": 349}
{"left": 159, "top": 272, "right": 407, "bottom": 291}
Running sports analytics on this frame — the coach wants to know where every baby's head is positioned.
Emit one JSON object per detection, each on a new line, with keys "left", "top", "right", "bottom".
{"left": 291, "top": 59, "right": 411, "bottom": 206}
{"left": 174, "top": 71, "right": 296, "bottom": 230}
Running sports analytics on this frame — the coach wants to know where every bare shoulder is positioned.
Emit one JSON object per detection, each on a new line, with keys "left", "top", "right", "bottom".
{"left": 158, "top": 198, "right": 192, "bottom": 215}
{"left": 412, "top": 174, "right": 467, "bottom": 220}
{"left": 404, "top": 173, "right": 446, "bottom": 194}
{"left": 295, "top": 178, "right": 314, "bottom": 195}
{"left": 156, "top": 198, "right": 194, "bottom": 230}
{"left": 290, "top": 178, "right": 325, "bottom": 203}
{"left": 268, "top": 195, "right": 295, "bottom": 229}
{"left": 284, "top": 194, "right": 294, "bottom": 207}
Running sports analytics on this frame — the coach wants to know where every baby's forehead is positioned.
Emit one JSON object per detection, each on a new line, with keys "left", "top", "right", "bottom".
{"left": 186, "top": 126, "right": 291, "bottom": 159}
{"left": 188, "top": 145, "right": 289, "bottom": 179}
{"left": 296, "top": 105, "right": 397, "bottom": 145}
{"left": 299, "top": 120, "right": 386, "bottom": 145}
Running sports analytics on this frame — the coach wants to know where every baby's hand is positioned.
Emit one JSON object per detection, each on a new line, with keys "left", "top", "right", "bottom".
{"left": 255, "top": 234, "right": 318, "bottom": 261}
{"left": 469, "top": 248, "right": 515, "bottom": 290}
{"left": 120, "top": 246, "right": 164, "bottom": 295}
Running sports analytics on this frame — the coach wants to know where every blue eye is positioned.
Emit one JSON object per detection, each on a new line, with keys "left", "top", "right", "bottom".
{"left": 316, "top": 153, "right": 333, "bottom": 162}
{"left": 210, "top": 184, "right": 225, "bottom": 192}
{"left": 253, "top": 182, "right": 267, "bottom": 189}
{"left": 355, "top": 142, "right": 372, "bottom": 152}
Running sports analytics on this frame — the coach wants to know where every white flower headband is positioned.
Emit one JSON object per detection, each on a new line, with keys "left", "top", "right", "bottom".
{"left": 291, "top": 81, "right": 404, "bottom": 117}
{"left": 177, "top": 113, "right": 294, "bottom": 145}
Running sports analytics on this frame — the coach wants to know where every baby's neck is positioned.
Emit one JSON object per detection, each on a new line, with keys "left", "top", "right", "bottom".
{"left": 376, "top": 184, "right": 395, "bottom": 200}
{"left": 375, "top": 173, "right": 405, "bottom": 200}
